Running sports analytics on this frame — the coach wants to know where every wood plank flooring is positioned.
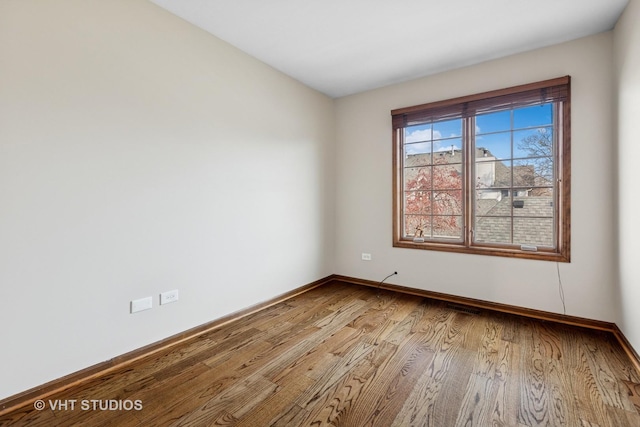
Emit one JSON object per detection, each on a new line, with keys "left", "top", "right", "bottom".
{"left": 2, "top": 281, "right": 640, "bottom": 426}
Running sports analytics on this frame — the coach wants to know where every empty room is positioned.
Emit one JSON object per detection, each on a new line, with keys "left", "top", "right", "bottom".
{"left": 1, "top": 0, "right": 640, "bottom": 425}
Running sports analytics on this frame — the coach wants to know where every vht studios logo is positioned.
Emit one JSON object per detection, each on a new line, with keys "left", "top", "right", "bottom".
{"left": 34, "top": 399, "right": 143, "bottom": 411}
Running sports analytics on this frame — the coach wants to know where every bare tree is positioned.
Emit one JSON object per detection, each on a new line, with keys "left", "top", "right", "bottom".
{"left": 404, "top": 156, "right": 462, "bottom": 238}
{"left": 516, "top": 128, "right": 554, "bottom": 192}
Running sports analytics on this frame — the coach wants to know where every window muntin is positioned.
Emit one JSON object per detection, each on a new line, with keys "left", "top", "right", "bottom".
{"left": 403, "top": 119, "right": 464, "bottom": 242}
{"left": 472, "top": 104, "right": 557, "bottom": 248}
{"left": 392, "top": 77, "right": 570, "bottom": 262}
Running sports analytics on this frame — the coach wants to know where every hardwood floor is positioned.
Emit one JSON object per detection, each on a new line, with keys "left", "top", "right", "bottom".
{"left": 2, "top": 281, "right": 640, "bottom": 426}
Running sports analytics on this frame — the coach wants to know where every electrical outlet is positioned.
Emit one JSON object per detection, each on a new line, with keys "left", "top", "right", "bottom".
{"left": 362, "top": 253, "right": 372, "bottom": 261}
{"left": 131, "top": 296, "right": 152, "bottom": 313}
{"left": 160, "top": 289, "right": 179, "bottom": 305}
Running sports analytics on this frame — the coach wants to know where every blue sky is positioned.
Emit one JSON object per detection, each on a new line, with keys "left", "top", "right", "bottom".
{"left": 404, "top": 118, "right": 462, "bottom": 155}
{"left": 405, "top": 103, "right": 554, "bottom": 160}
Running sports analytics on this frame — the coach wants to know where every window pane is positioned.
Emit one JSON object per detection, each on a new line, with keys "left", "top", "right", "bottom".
{"left": 433, "top": 138, "right": 462, "bottom": 159}
{"left": 475, "top": 159, "right": 511, "bottom": 190}
{"left": 404, "top": 215, "right": 430, "bottom": 238}
{"left": 404, "top": 191, "right": 431, "bottom": 215}
{"left": 433, "top": 216, "right": 463, "bottom": 239}
{"left": 513, "top": 158, "right": 553, "bottom": 186}
{"left": 475, "top": 198, "right": 505, "bottom": 216}
{"left": 433, "top": 190, "right": 463, "bottom": 216}
{"left": 513, "top": 104, "right": 553, "bottom": 129}
{"left": 432, "top": 164, "right": 462, "bottom": 190}
{"left": 512, "top": 195, "right": 554, "bottom": 218}
{"left": 404, "top": 167, "right": 431, "bottom": 190}
{"left": 405, "top": 142, "right": 433, "bottom": 166}
{"left": 476, "top": 110, "right": 511, "bottom": 134}
{"left": 432, "top": 119, "right": 462, "bottom": 140}
{"left": 475, "top": 132, "right": 511, "bottom": 160}
{"left": 405, "top": 124, "right": 433, "bottom": 166}
{"left": 475, "top": 195, "right": 511, "bottom": 217}
{"left": 514, "top": 127, "right": 553, "bottom": 159}
{"left": 514, "top": 217, "right": 554, "bottom": 247}
{"left": 474, "top": 107, "right": 556, "bottom": 248}
{"left": 529, "top": 187, "right": 553, "bottom": 197}
{"left": 405, "top": 124, "right": 433, "bottom": 143}
{"left": 474, "top": 216, "right": 512, "bottom": 244}
{"left": 512, "top": 161, "right": 536, "bottom": 187}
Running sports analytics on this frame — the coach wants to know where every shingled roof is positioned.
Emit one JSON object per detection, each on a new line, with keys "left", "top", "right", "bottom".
{"left": 404, "top": 147, "right": 555, "bottom": 247}
{"left": 474, "top": 196, "right": 554, "bottom": 247}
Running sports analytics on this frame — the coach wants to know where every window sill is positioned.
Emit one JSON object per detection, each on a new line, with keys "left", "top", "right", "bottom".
{"left": 393, "top": 239, "right": 570, "bottom": 262}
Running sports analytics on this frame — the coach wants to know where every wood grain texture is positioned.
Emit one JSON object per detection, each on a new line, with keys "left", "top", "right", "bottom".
{"left": 1, "top": 281, "right": 639, "bottom": 426}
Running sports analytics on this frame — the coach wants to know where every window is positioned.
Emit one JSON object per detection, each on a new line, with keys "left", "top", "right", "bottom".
{"left": 392, "top": 77, "right": 570, "bottom": 262}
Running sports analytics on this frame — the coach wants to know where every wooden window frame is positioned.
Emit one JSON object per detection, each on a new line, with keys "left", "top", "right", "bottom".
{"left": 392, "top": 77, "right": 571, "bottom": 262}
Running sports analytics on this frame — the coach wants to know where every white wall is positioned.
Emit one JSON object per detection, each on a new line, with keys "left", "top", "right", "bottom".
{"left": 0, "top": 0, "right": 335, "bottom": 400}
{"left": 335, "top": 33, "right": 619, "bottom": 322}
{"left": 614, "top": 0, "right": 640, "bottom": 354}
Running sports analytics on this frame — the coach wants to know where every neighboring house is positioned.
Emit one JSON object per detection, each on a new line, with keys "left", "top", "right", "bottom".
{"left": 404, "top": 146, "right": 554, "bottom": 246}
{"left": 474, "top": 196, "right": 554, "bottom": 247}
{"left": 473, "top": 146, "right": 554, "bottom": 247}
